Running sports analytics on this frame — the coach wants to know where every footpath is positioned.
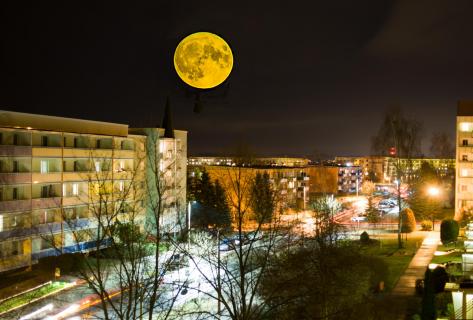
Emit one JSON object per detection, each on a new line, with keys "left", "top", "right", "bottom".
{"left": 389, "top": 231, "right": 440, "bottom": 319}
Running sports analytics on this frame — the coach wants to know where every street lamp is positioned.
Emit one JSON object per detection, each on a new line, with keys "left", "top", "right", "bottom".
{"left": 427, "top": 186, "right": 440, "bottom": 197}
{"left": 427, "top": 186, "right": 440, "bottom": 231}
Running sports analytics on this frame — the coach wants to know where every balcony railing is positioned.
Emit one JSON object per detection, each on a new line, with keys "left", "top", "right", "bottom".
{"left": 0, "top": 172, "right": 32, "bottom": 184}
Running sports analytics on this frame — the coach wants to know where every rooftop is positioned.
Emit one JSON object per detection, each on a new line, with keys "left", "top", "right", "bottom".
{"left": 0, "top": 110, "right": 129, "bottom": 136}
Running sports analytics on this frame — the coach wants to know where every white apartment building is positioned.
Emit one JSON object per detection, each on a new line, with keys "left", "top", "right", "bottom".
{"left": 0, "top": 110, "right": 187, "bottom": 273}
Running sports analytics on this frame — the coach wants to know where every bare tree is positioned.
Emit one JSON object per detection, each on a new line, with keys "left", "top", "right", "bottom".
{"left": 36, "top": 132, "right": 187, "bottom": 320}
{"left": 372, "top": 107, "right": 423, "bottom": 248}
{"left": 178, "top": 156, "right": 291, "bottom": 320}
{"left": 430, "top": 132, "right": 454, "bottom": 159}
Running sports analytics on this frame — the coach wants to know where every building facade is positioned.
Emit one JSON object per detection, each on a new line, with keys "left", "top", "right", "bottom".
{"left": 456, "top": 101, "right": 473, "bottom": 220}
{"left": 336, "top": 156, "right": 454, "bottom": 183}
{"left": 188, "top": 156, "right": 311, "bottom": 168}
{"left": 0, "top": 111, "right": 186, "bottom": 273}
{"left": 189, "top": 165, "right": 310, "bottom": 212}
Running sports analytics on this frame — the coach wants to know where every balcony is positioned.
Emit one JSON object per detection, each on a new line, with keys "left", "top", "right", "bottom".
{"left": 32, "top": 197, "right": 62, "bottom": 209}
{"left": 0, "top": 227, "right": 33, "bottom": 241}
{"left": 0, "top": 145, "right": 31, "bottom": 156}
{"left": 32, "top": 147, "right": 62, "bottom": 157}
{"left": 32, "top": 172, "right": 62, "bottom": 183}
{"left": 0, "top": 199, "right": 32, "bottom": 213}
{"left": 0, "top": 172, "right": 32, "bottom": 184}
{"left": 0, "top": 254, "right": 31, "bottom": 273}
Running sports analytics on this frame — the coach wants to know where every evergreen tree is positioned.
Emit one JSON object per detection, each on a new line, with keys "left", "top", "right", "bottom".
{"left": 365, "top": 196, "right": 380, "bottom": 225}
{"left": 409, "top": 162, "right": 444, "bottom": 226}
{"left": 400, "top": 208, "right": 417, "bottom": 233}
{"left": 251, "top": 172, "right": 276, "bottom": 223}
{"left": 213, "top": 179, "right": 232, "bottom": 231}
{"left": 193, "top": 169, "right": 217, "bottom": 228}
{"left": 440, "top": 219, "right": 459, "bottom": 244}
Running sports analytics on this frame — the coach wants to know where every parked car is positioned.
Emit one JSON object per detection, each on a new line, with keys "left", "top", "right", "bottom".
{"left": 378, "top": 199, "right": 396, "bottom": 209}
{"left": 351, "top": 216, "right": 367, "bottom": 222}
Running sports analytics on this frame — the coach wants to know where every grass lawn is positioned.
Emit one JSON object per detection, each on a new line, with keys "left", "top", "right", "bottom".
{"left": 0, "top": 281, "right": 68, "bottom": 314}
{"left": 360, "top": 233, "right": 426, "bottom": 291}
{"left": 431, "top": 240, "right": 464, "bottom": 277}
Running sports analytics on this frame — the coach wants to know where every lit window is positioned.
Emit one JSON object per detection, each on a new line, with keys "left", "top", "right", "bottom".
{"left": 72, "top": 183, "right": 79, "bottom": 196}
{"left": 119, "top": 181, "right": 124, "bottom": 192}
{"left": 119, "top": 160, "right": 125, "bottom": 170}
{"left": 0, "top": 215, "right": 3, "bottom": 232}
{"left": 461, "top": 122, "right": 473, "bottom": 132}
{"left": 95, "top": 161, "right": 101, "bottom": 172}
{"left": 40, "top": 160, "right": 49, "bottom": 173}
{"left": 62, "top": 184, "right": 67, "bottom": 197}
{"left": 462, "top": 169, "right": 469, "bottom": 177}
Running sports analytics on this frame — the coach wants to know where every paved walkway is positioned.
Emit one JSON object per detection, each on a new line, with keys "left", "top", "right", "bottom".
{"left": 387, "top": 231, "right": 440, "bottom": 319}
{"left": 391, "top": 231, "right": 440, "bottom": 296}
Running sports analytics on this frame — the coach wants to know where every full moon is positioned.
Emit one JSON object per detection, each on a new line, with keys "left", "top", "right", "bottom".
{"left": 174, "top": 32, "right": 233, "bottom": 89}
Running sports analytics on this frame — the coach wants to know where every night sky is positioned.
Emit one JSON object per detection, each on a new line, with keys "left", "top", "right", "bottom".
{"left": 2, "top": 1, "right": 473, "bottom": 158}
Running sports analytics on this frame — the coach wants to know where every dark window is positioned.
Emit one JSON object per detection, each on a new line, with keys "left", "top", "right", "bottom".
{"left": 41, "top": 136, "right": 48, "bottom": 147}
{"left": 13, "top": 134, "right": 19, "bottom": 146}
{"left": 463, "top": 155, "right": 468, "bottom": 161}
{"left": 463, "top": 139, "right": 469, "bottom": 146}
{"left": 12, "top": 188, "right": 18, "bottom": 200}
{"left": 41, "top": 186, "right": 48, "bottom": 198}
{"left": 13, "top": 161, "right": 19, "bottom": 173}
{"left": 96, "top": 140, "right": 101, "bottom": 148}
{"left": 73, "top": 161, "right": 79, "bottom": 172}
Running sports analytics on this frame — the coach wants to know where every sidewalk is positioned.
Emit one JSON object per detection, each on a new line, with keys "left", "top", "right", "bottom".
{"left": 389, "top": 231, "right": 440, "bottom": 319}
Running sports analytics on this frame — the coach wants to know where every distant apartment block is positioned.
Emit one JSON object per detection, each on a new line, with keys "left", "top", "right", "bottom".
{"left": 188, "top": 156, "right": 311, "bottom": 168}
{"left": 0, "top": 110, "right": 186, "bottom": 273}
{"left": 335, "top": 156, "right": 454, "bottom": 183}
{"left": 456, "top": 101, "right": 473, "bottom": 220}
{"left": 189, "top": 158, "right": 310, "bottom": 211}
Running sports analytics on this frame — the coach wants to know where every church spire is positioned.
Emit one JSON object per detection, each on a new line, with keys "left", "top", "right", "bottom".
{"left": 161, "top": 96, "right": 175, "bottom": 138}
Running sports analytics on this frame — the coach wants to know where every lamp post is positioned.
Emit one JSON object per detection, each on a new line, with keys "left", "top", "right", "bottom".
{"left": 216, "top": 227, "right": 221, "bottom": 318}
{"left": 427, "top": 186, "right": 440, "bottom": 231}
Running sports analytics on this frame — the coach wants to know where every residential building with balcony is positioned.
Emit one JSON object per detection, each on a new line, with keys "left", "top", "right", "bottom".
{"left": 335, "top": 156, "right": 454, "bottom": 183}
{"left": 188, "top": 163, "right": 309, "bottom": 212}
{"left": 455, "top": 101, "right": 473, "bottom": 220}
{"left": 0, "top": 110, "right": 187, "bottom": 273}
{"left": 188, "top": 156, "right": 311, "bottom": 168}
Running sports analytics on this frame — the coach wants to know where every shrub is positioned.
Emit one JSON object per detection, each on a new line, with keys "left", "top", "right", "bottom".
{"left": 401, "top": 208, "right": 417, "bottom": 233}
{"left": 421, "top": 220, "right": 433, "bottom": 231}
{"left": 440, "top": 219, "right": 459, "bottom": 244}
{"left": 360, "top": 231, "right": 370, "bottom": 244}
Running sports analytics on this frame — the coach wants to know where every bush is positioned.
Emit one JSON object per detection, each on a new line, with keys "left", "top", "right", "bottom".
{"left": 360, "top": 231, "right": 370, "bottom": 244}
{"left": 440, "top": 219, "right": 459, "bottom": 244}
{"left": 401, "top": 208, "right": 417, "bottom": 233}
{"left": 421, "top": 220, "right": 433, "bottom": 231}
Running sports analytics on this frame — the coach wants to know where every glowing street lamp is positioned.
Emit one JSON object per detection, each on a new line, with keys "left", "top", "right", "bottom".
{"left": 427, "top": 186, "right": 440, "bottom": 197}
{"left": 427, "top": 186, "right": 441, "bottom": 230}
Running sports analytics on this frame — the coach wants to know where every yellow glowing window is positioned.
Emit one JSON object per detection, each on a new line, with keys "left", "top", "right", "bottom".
{"left": 461, "top": 122, "right": 473, "bottom": 132}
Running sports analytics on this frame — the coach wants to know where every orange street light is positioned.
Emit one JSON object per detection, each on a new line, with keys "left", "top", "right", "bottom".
{"left": 427, "top": 186, "right": 440, "bottom": 197}
{"left": 427, "top": 186, "right": 441, "bottom": 231}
